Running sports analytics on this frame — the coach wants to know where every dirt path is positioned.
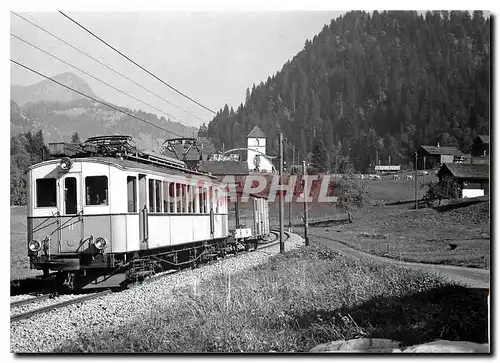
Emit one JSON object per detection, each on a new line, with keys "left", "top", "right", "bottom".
{"left": 308, "top": 230, "right": 490, "bottom": 289}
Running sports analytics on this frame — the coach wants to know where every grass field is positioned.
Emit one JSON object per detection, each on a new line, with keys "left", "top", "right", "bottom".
{"left": 55, "top": 245, "right": 488, "bottom": 353}
{"left": 10, "top": 206, "right": 42, "bottom": 281}
{"left": 308, "top": 200, "right": 490, "bottom": 269}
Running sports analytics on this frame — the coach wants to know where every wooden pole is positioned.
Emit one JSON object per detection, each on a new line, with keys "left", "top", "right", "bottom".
{"left": 415, "top": 151, "right": 418, "bottom": 210}
{"left": 303, "top": 160, "right": 309, "bottom": 246}
{"left": 279, "top": 133, "right": 285, "bottom": 253}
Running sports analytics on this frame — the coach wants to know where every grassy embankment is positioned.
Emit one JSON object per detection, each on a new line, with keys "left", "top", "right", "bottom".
{"left": 267, "top": 178, "right": 489, "bottom": 269}
{"left": 56, "top": 245, "right": 488, "bottom": 353}
{"left": 309, "top": 201, "right": 490, "bottom": 269}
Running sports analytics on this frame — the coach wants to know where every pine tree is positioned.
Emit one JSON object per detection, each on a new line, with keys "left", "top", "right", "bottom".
{"left": 311, "top": 140, "right": 329, "bottom": 172}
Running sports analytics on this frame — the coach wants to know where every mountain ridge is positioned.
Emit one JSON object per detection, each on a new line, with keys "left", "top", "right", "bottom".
{"left": 10, "top": 72, "right": 197, "bottom": 150}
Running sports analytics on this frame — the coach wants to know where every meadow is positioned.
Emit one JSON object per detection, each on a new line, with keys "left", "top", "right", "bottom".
{"left": 55, "top": 245, "right": 488, "bottom": 352}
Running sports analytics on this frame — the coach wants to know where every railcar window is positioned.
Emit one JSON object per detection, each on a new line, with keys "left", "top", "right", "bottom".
{"left": 36, "top": 178, "right": 57, "bottom": 208}
{"left": 64, "top": 177, "right": 77, "bottom": 214}
{"left": 163, "top": 181, "right": 169, "bottom": 213}
{"left": 199, "top": 187, "right": 207, "bottom": 214}
{"left": 85, "top": 176, "right": 108, "bottom": 205}
{"left": 155, "top": 180, "right": 162, "bottom": 213}
{"left": 176, "top": 183, "right": 184, "bottom": 213}
{"left": 187, "top": 185, "right": 194, "bottom": 213}
{"left": 215, "top": 188, "right": 219, "bottom": 213}
{"left": 169, "top": 183, "right": 176, "bottom": 213}
{"left": 148, "top": 179, "right": 154, "bottom": 211}
{"left": 127, "top": 176, "right": 137, "bottom": 212}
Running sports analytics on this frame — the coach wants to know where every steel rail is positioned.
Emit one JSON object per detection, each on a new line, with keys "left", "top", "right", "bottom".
{"left": 11, "top": 290, "right": 112, "bottom": 323}
{"left": 10, "top": 294, "right": 53, "bottom": 308}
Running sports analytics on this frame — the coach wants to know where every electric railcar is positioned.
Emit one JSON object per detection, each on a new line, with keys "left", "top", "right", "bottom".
{"left": 26, "top": 136, "right": 270, "bottom": 289}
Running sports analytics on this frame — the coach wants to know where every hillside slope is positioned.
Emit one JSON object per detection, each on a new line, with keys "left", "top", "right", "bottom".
{"left": 11, "top": 72, "right": 96, "bottom": 106}
{"left": 206, "top": 11, "right": 490, "bottom": 172}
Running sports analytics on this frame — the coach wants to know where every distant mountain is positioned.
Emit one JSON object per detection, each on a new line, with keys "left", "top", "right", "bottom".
{"left": 10, "top": 72, "right": 197, "bottom": 150}
{"left": 11, "top": 72, "right": 96, "bottom": 106}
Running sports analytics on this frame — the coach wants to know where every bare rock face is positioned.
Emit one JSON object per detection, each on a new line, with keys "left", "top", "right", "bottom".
{"left": 309, "top": 339, "right": 489, "bottom": 353}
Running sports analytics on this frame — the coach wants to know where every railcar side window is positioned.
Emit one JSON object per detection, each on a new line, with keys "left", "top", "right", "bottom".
{"left": 127, "top": 176, "right": 137, "bottom": 212}
{"left": 155, "top": 180, "right": 162, "bottom": 213}
{"left": 169, "top": 183, "right": 176, "bottom": 213}
{"left": 148, "top": 179, "right": 162, "bottom": 213}
{"left": 199, "top": 187, "right": 207, "bottom": 214}
{"left": 85, "top": 176, "right": 108, "bottom": 205}
{"left": 163, "top": 181, "right": 169, "bottom": 213}
{"left": 176, "top": 183, "right": 184, "bottom": 213}
{"left": 187, "top": 185, "right": 194, "bottom": 213}
{"left": 36, "top": 178, "right": 57, "bottom": 207}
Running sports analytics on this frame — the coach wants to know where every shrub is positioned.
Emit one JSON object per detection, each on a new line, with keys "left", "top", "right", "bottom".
{"left": 423, "top": 178, "right": 460, "bottom": 207}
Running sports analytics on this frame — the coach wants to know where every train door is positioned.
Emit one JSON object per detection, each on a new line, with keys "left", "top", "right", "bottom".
{"left": 59, "top": 175, "right": 84, "bottom": 253}
{"left": 138, "top": 174, "right": 148, "bottom": 249}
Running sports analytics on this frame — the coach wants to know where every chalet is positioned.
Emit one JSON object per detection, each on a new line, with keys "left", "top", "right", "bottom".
{"left": 418, "top": 144, "right": 464, "bottom": 169}
{"left": 437, "top": 163, "right": 489, "bottom": 198}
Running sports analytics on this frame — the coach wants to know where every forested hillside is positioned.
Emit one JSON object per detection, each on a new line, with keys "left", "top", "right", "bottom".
{"left": 206, "top": 11, "right": 490, "bottom": 173}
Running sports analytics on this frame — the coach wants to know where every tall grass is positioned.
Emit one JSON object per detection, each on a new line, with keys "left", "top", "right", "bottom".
{"left": 58, "top": 246, "right": 488, "bottom": 353}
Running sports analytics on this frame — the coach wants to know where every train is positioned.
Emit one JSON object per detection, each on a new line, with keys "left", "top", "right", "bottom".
{"left": 26, "top": 135, "right": 270, "bottom": 289}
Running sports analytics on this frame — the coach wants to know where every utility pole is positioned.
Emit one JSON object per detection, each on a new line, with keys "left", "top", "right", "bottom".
{"left": 415, "top": 151, "right": 418, "bottom": 210}
{"left": 279, "top": 133, "right": 285, "bottom": 253}
{"left": 302, "top": 160, "right": 309, "bottom": 246}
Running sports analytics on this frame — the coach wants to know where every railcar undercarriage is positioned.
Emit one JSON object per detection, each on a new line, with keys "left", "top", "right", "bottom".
{"left": 30, "top": 235, "right": 260, "bottom": 291}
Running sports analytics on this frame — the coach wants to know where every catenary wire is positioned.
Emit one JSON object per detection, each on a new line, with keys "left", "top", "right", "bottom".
{"left": 10, "top": 11, "right": 206, "bottom": 124}
{"left": 11, "top": 32, "right": 188, "bottom": 126}
{"left": 10, "top": 58, "right": 184, "bottom": 138}
{"left": 59, "top": 11, "right": 217, "bottom": 115}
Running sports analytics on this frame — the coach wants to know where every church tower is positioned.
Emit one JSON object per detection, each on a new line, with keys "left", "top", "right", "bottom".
{"left": 247, "top": 126, "right": 272, "bottom": 172}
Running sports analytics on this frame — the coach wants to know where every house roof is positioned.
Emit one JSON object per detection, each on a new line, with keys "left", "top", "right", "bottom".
{"left": 247, "top": 126, "right": 266, "bottom": 139}
{"left": 419, "top": 145, "right": 464, "bottom": 156}
{"left": 476, "top": 135, "right": 490, "bottom": 144}
{"left": 199, "top": 160, "right": 249, "bottom": 176}
{"left": 439, "top": 163, "right": 489, "bottom": 180}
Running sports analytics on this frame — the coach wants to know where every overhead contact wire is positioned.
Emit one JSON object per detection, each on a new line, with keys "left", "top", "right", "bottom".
{"left": 59, "top": 11, "right": 217, "bottom": 115}
{"left": 10, "top": 11, "right": 206, "bottom": 123}
{"left": 10, "top": 59, "right": 181, "bottom": 137}
{"left": 11, "top": 32, "right": 188, "bottom": 129}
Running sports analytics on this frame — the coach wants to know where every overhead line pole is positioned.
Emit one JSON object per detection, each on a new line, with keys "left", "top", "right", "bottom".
{"left": 279, "top": 133, "right": 284, "bottom": 253}
{"left": 415, "top": 151, "right": 418, "bottom": 210}
{"left": 303, "top": 160, "right": 309, "bottom": 246}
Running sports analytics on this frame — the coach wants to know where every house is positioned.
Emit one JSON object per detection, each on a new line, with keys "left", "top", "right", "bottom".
{"left": 437, "top": 163, "right": 489, "bottom": 198}
{"left": 418, "top": 145, "right": 464, "bottom": 169}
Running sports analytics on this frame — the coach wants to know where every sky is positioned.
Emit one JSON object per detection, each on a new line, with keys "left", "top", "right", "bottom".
{"left": 10, "top": 11, "right": 343, "bottom": 128}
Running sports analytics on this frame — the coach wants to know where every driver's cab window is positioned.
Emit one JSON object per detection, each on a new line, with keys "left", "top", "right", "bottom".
{"left": 85, "top": 176, "right": 108, "bottom": 205}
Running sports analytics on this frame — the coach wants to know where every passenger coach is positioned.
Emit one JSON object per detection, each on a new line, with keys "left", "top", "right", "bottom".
{"left": 26, "top": 136, "right": 229, "bottom": 288}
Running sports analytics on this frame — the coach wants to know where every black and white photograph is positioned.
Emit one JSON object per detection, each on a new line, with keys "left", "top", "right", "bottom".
{"left": 8, "top": 2, "right": 492, "bottom": 354}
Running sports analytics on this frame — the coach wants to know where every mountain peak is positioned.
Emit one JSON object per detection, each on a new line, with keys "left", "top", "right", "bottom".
{"left": 11, "top": 72, "right": 95, "bottom": 106}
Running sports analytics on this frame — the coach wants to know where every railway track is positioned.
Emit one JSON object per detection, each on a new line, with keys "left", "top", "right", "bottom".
{"left": 10, "top": 290, "right": 113, "bottom": 323}
{"left": 11, "top": 231, "right": 293, "bottom": 323}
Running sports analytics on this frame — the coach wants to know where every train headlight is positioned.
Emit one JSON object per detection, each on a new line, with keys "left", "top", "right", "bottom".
{"left": 94, "top": 237, "right": 107, "bottom": 250}
{"left": 28, "top": 240, "right": 42, "bottom": 252}
{"left": 60, "top": 157, "right": 73, "bottom": 171}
